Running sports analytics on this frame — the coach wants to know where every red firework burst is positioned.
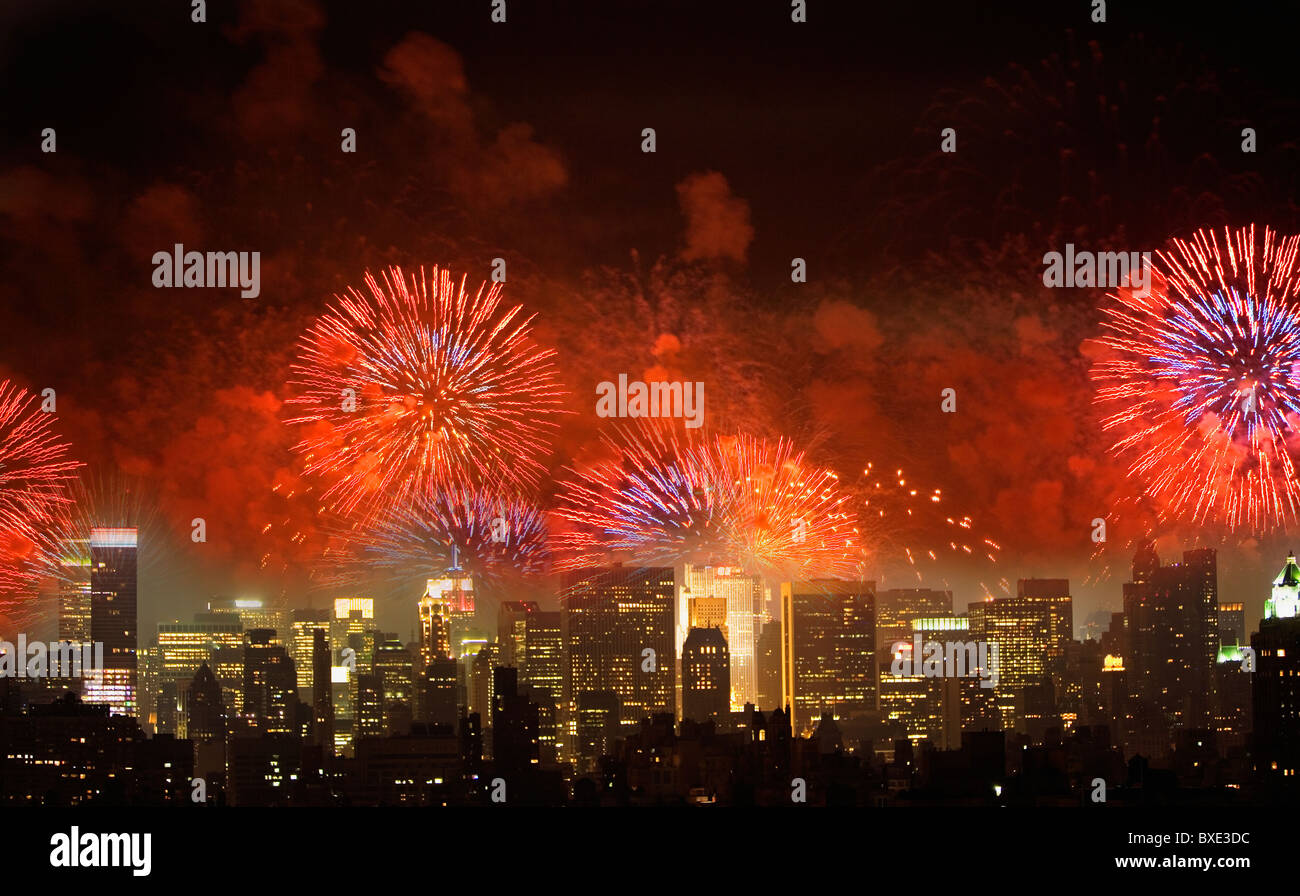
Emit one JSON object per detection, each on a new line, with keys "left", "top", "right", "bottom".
{"left": 286, "top": 266, "right": 566, "bottom": 517}
{"left": 0, "top": 380, "right": 81, "bottom": 611}
{"left": 1091, "top": 224, "right": 1300, "bottom": 532}
{"left": 555, "top": 425, "right": 860, "bottom": 578}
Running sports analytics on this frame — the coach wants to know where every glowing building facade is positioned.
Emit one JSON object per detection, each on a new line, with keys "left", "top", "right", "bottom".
{"left": 681, "top": 564, "right": 762, "bottom": 710}
{"left": 83, "top": 527, "right": 138, "bottom": 717}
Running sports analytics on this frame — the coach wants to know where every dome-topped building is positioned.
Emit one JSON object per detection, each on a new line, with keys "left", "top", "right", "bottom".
{"left": 1266, "top": 553, "right": 1300, "bottom": 620}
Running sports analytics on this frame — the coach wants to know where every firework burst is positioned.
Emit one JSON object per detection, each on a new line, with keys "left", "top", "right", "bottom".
{"left": 1091, "top": 224, "right": 1300, "bottom": 532}
{"left": 320, "top": 487, "right": 552, "bottom": 597}
{"left": 555, "top": 425, "right": 860, "bottom": 578}
{"left": 286, "top": 266, "right": 566, "bottom": 518}
{"left": 0, "top": 380, "right": 81, "bottom": 619}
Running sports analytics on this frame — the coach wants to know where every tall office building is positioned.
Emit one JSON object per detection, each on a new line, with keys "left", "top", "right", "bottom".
{"left": 155, "top": 618, "right": 243, "bottom": 734}
{"left": 186, "top": 662, "right": 226, "bottom": 744}
{"left": 419, "top": 576, "right": 473, "bottom": 663}
{"left": 57, "top": 539, "right": 92, "bottom": 643}
{"left": 498, "top": 601, "right": 539, "bottom": 668}
{"left": 204, "top": 598, "right": 289, "bottom": 643}
{"left": 332, "top": 597, "right": 374, "bottom": 657}
{"left": 970, "top": 578, "right": 1072, "bottom": 732}
{"left": 682, "top": 626, "right": 730, "bottom": 722}
{"left": 492, "top": 666, "right": 541, "bottom": 771}
{"left": 84, "top": 527, "right": 138, "bottom": 717}
{"left": 1253, "top": 554, "right": 1300, "bottom": 779}
{"left": 1122, "top": 545, "right": 1219, "bottom": 750}
{"left": 290, "top": 609, "right": 330, "bottom": 694}
{"left": 374, "top": 638, "right": 415, "bottom": 736}
{"left": 756, "top": 619, "right": 782, "bottom": 711}
{"left": 1218, "top": 601, "right": 1246, "bottom": 648}
{"left": 521, "top": 611, "right": 563, "bottom": 696}
{"left": 312, "top": 629, "right": 333, "bottom": 750}
{"left": 876, "top": 588, "right": 952, "bottom": 653}
{"left": 563, "top": 566, "right": 676, "bottom": 748}
{"left": 680, "top": 564, "right": 762, "bottom": 710}
{"left": 780, "top": 579, "right": 876, "bottom": 732}
{"left": 242, "top": 629, "right": 299, "bottom": 735}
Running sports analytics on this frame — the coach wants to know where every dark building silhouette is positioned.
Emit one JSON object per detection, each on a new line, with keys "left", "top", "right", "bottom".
{"left": 243, "top": 629, "right": 299, "bottom": 735}
{"left": 682, "top": 626, "right": 730, "bottom": 722}
{"left": 311, "top": 628, "right": 333, "bottom": 751}
{"left": 756, "top": 619, "right": 782, "bottom": 711}
{"left": 186, "top": 662, "right": 226, "bottom": 742}
{"left": 491, "top": 666, "right": 540, "bottom": 772}
{"left": 1253, "top": 613, "right": 1300, "bottom": 780}
{"left": 1123, "top": 544, "right": 1219, "bottom": 755}
{"left": 420, "top": 658, "right": 460, "bottom": 728}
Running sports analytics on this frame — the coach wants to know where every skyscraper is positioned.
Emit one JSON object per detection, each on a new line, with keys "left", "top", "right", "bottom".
{"left": 242, "top": 629, "right": 299, "bottom": 735}
{"left": 780, "top": 579, "right": 876, "bottom": 732}
{"left": 155, "top": 618, "right": 243, "bottom": 734}
{"left": 1122, "top": 545, "right": 1219, "bottom": 751}
{"left": 84, "top": 527, "right": 138, "bottom": 717}
{"left": 498, "top": 601, "right": 539, "bottom": 668}
{"left": 57, "top": 539, "right": 92, "bottom": 643}
{"left": 290, "top": 608, "right": 330, "bottom": 694}
{"left": 563, "top": 565, "right": 676, "bottom": 747}
{"left": 970, "top": 578, "right": 1072, "bottom": 732}
{"left": 681, "top": 564, "right": 763, "bottom": 710}
{"left": 419, "top": 576, "right": 472, "bottom": 663}
{"left": 1253, "top": 554, "right": 1300, "bottom": 780}
{"left": 876, "top": 588, "right": 952, "bottom": 654}
{"left": 1218, "top": 601, "right": 1246, "bottom": 648}
{"left": 312, "top": 628, "right": 333, "bottom": 750}
{"left": 682, "top": 626, "right": 730, "bottom": 722}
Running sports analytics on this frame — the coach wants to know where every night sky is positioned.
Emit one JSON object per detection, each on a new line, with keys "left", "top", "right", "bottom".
{"left": 4, "top": 0, "right": 1300, "bottom": 638}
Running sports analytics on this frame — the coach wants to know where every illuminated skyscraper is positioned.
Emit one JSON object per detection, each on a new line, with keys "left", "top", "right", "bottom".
{"left": 57, "top": 539, "right": 92, "bottom": 643}
{"left": 204, "top": 597, "right": 289, "bottom": 642}
{"left": 419, "top": 576, "right": 472, "bottom": 663}
{"left": 155, "top": 619, "right": 243, "bottom": 734}
{"left": 876, "top": 588, "right": 952, "bottom": 654}
{"left": 681, "top": 564, "right": 762, "bottom": 710}
{"left": 780, "top": 579, "right": 876, "bottom": 732}
{"left": 1266, "top": 554, "right": 1300, "bottom": 621}
{"left": 290, "top": 608, "right": 330, "bottom": 693}
{"left": 521, "top": 611, "right": 563, "bottom": 696}
{"left": 969, "top": 578, "right": 1072, "bottom": 732}
{"left": 563, "top": 566, "right": 676, "bottom": 748}
{"left": 332, "top": 597, "right": 374, "bottom": 661}
{"left": 84, "top": 527, "right": 138, "bottom": 717}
